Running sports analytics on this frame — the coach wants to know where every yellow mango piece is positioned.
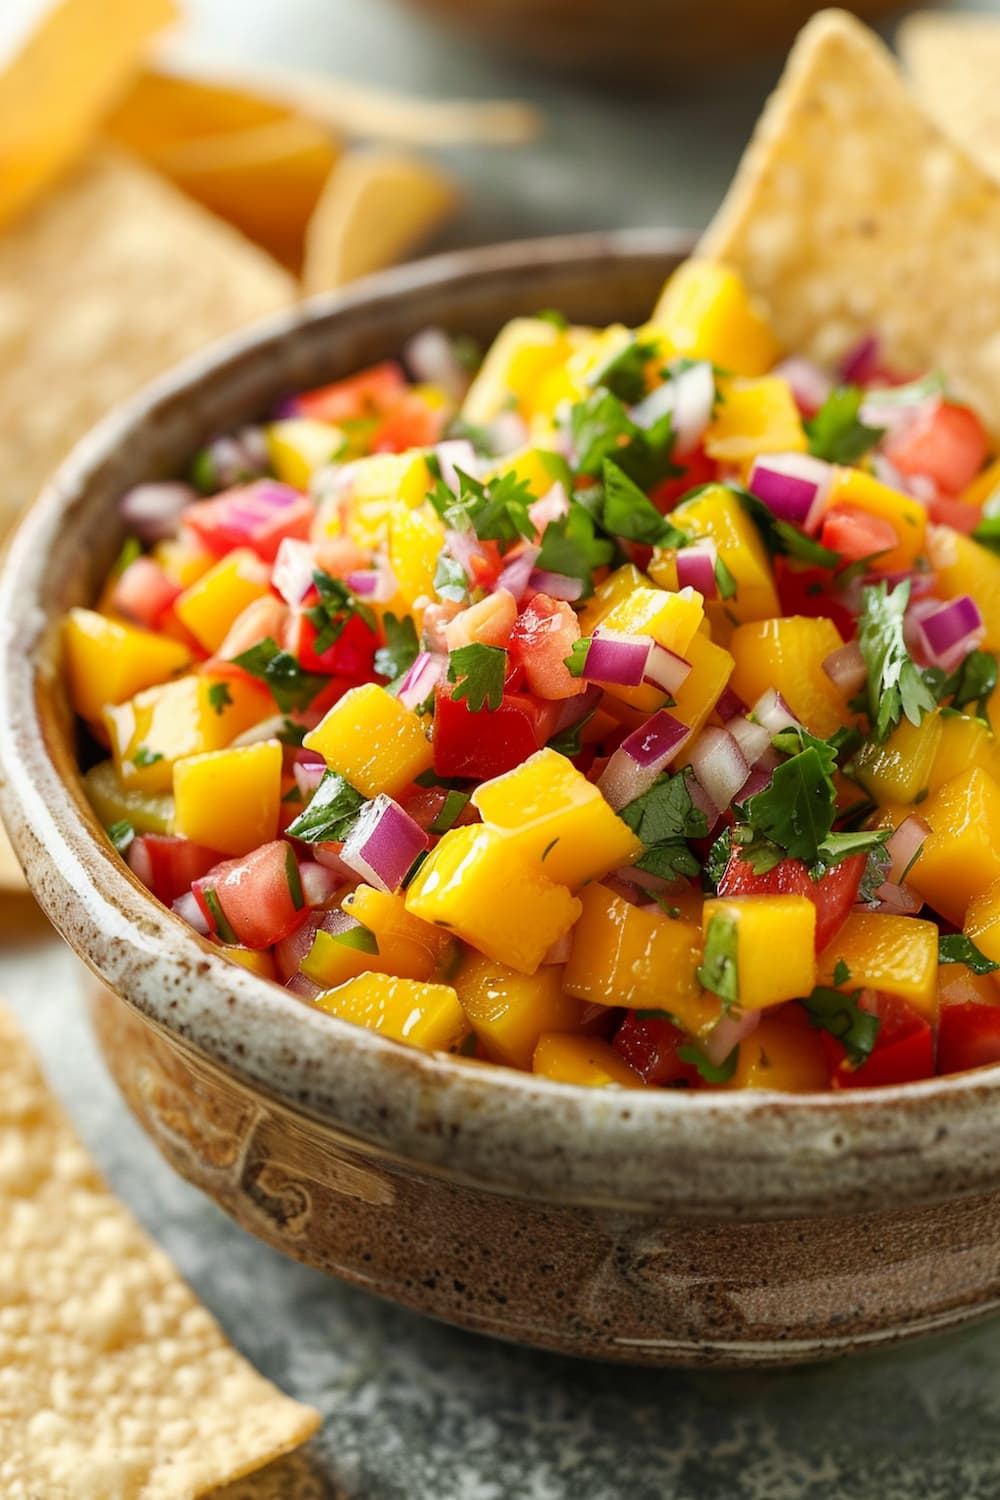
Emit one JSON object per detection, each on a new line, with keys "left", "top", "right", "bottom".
{"left": 927, "top": 525, "right": 1000, "bottom": 651}
{"left": 823, "top": 468, "right": 926, "bottom": 572}
{"left": 314, "top": 974, "right": 470, "bottom": 1053}
{"left": 703, "top": 377, "right": 805, "bottom": 466}
{"left": 853, "top": 713, "right": 943, "bottom": 806}
{"left": 655, "top": 483, "right": 780, "bottom": 626}
{"left": 729, "top": 616, "right": 850, "bottom": 737}
{"left": 173, "top": 548, "right": 271, "bottom": 653}
{"left": 152, "top": 532, "right": 216, "bottom": 589}
{"left": 908, "top": 768, "right": 1000, "bottom": 926}
{"left": 304, "top": 683, "right": 432, "bottom": 798}
{"left": 314, "top": 451, "right": 432, "bottom": 548}
{"left": 472, "top": 748, "right": 641, "bottom": 886}
{"left": 964, "top": 877, "right": 1000, "bottom": 968}
{"left": 649, "top": 261, "right": 781, "bottom": 376}
{"left": 84, "top": 760, "right": 174, "bottom": 836}
{"left": 563, "top": 883, "right": 717, "bottom": 1037}
{"left": 938, "top": 962, "right": 1000, "bottom": 1009}
{"left": 597, "top": 586, "right": 704, "bottom": 711}
{"left": 482, "top": 445, "right": 565, "bottom": 500}
{"left": 461, "top": 317, "right": 572, "bottom": 426}
{"left": 266, "top": 419, "right": 345, "bottom": 489}
{"left": 173, "top": 740, "right": 282, "bottom": 856}
{"left": 577, "top": 564, "right": 651, "bottom": 634}
{"left": 63, "top": 607, "right": 192, "bottom": 724}
{"left": 388, "top": 502, "right": 446, "bottom": 613}
{"left": 346, "top": 884, "right": 452, "bottom": 978}
{"left": 532, "top": 1033, "right": 644, "bottom": 1088}
{"left": 961, "top": 456, "right": 1000, "bottom": 511}
{"left": 702, "top": 895, "right": 816, "bottom": 1011}
{"left": 818, "top": 912, "right": 939, "bottom": 1020}
{"left": 671, "top": 631, "right": 736, "bottom": 740}
{"left": 723, "top": 1014, "right": 830, "bottom": 1092}
{"left": 103, "top": 673, "right": 269, "bottom": 792}
{"left": 219, "top": 944, "right": 277, "bottom": 980}
{"left": 405, "top": 825, "right": 581, "bottom": 976}
{"left": 926, "top": 713, "right": 1000, "bottom": 797}
{"left": 455, "top": 953, "right": 586, "bottom": 1070}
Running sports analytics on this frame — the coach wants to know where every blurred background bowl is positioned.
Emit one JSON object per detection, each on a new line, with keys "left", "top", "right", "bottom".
{"left": 395, "top": 0, "right": 907, "bottom": 78}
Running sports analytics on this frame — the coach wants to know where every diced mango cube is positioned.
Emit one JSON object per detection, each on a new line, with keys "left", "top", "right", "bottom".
{"left": 927, "top": 525, "right": 1000, "bottom": 651}
{"left": 314, "top": 451, "right": 432, "bottom": 549}
{"left": 302, "top": 889, "right": 452, "bottom": 988}
{"left": 649, "top": 260, "right": 782, "bottom": 376}
{"left": 219, "top": 945, "right": 278, "bottom": 980}
{"left": 472, "top": 748, "right": 641, "bottom": 886}
{"left": 729, "top": 616, "right": 850, "bottom": 738}
{"left": 266, "top": 418, "right": 345, "bottom": 489}
{"left": 823, "top": 468, "right": 926, "bottom": 572}
{"left": 597, "top": 585, "right": 704, "bottom": 711}
{"left": 853, "top": 713, "right": 943, "bottom": 807}
{"left": 964, "top": 877, "right": 1000, "bottom": 968}
{"left": 314, "top": 974, "right": 470, "bottom": 1053}
{"left": 388, "top": 502, "right": 446, "bottom": 613}
{"left": 908, "top": 768, "right": 1000, "bottom": 926}
{"left": 462, "top": 317, "right": 572, "bottom": 425}
{"left": 654, "top": 483, "right": 780, "bottom": 625}
{"left": 818, "top": 911, "right": 939, "bottom": 1020}
{"left": 926, "top": 713, "right": 1000, "bottom": 797}
{"left": 103, "top": 673, "right": 270, "bottom": 792}
{"left": 577, "top": 564, "right": 651, "bottom": 634}
{"left": 405, "top": 825, "right": 581, "bottom": 975}
{"left": 84, "top": 760, "right": 174, "bottom": 836}
{"left": 63, "top": 607, "right": 192, "bottom": 723}
{"left": 304, "top": 682, "right": 433, "bottom": 797}
{"left": 481, "top": 445, "right": 566, "bottom": 501}
{"left": 174, "top": 740, "right": 282, "bottom": 855}
{"left": 704, "top": 377, "right": 805, "bottom": 466}
{"left": 701, "top": 895, "right": 816, "bottom": 1011}
{"left": 671, "top": 631, "right": 736, "bottom": 740}
{"left": 960, "top": 456, "right": 1000, "bottom": 511}
{"left": 173, "top": 548, "right": 271, "bottom": 653}
{"left": 455, "top": 953, "right": 586, "bottom": 1070}
{"left": 532, "top": 1033, "right": 644, "bottom": 1088}
{"left": 152, "top": 532, "right": 216, "bottom": 589}
{"left": 723, "top": 1014, "right": 830, "bottom": 1092}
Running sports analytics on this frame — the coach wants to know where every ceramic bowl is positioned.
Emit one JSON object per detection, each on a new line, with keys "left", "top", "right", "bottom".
{"left": 4, "top": 230, "right": 1000, "bottom": 1369}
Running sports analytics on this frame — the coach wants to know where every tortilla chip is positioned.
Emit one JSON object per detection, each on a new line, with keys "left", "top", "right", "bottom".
{"left": 302, "top": 147, "right": 456, "bottom": 295}
{"left": 0, "top": 149, "right": 295, "bottom": 526}
{"left": 899, "top": 14, "right": 1000, "bottom": 184}
{"left": 699, "top": 8, "right": 1000, "bottom": 434}
{"left": 0, "top": 1001, "right": 319, "bottom": 1497}
{"left": 0, "top": 0, "right": 178, "bottom": 231}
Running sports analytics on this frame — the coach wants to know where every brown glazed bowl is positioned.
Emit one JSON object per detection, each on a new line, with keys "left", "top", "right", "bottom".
{"left": 3, "top": 231, "right": 1000, "bottom": 1369}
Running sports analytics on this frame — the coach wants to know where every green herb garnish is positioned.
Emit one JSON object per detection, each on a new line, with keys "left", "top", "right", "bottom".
{"left": 805, "top": 386, "right": 884, "bottom": 465}
{"left": 285, "top": 771, "right": 366, "bottom": 844}
{"left": 619, "top": 769, "right": 709, "bottom": 881}
{"left": 447, "top": 642, "right": 507, "bottom": 713}
{"left": 857, "top": 580, "right": 936, "bottom": 742}
{"left": 801, "top": 984, "right": 879, "bottom": 1066}
{"left": 230, "top": 637, "right": 329, "bottom": 713}
{"left": 938, "top": 934, "right": 1000, "bottom": 975}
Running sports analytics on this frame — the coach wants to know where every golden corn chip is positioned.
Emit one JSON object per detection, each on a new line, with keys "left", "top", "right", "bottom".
{"left": 0, "top": 1001, "right": 320, "bottom": 1497}
{"left": 699, "top": 8, "right": 1000, "bottom": 434}
{"left": 302, "top": 147, "right": 457, "bottom": 294}
{"left": 899, "top": 13, "right": 1000, "bottom": 184}
{"left": 0, "top": 0, "right": 177, "bottom": 231}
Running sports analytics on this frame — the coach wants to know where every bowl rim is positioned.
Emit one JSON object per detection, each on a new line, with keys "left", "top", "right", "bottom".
{"left": 3, "top": 226, "right": 1000, "bottom": 1219}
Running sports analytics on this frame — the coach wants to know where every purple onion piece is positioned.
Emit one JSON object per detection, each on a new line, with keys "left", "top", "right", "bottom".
{"left": 822, "top": 641, "right": 867, "bottom": 697}
{"left": 917, "top": 595, "right": 983, "bottom": 658}
{"left": 621, "top": 711, "right": 690, "bottom": 770}
{"left": 497, "top": 545, "right": 540, "bottom": 602}
{"left": 120, "top": 482, "right": 197, "bottom": 543}
{"left": 528, "top": 569, "right": 584, "bottom": 602}
{"left": 774, "top": 356, "right": 833, "bottom": 415}
{"left": 688, "top": 726, "right": 751, "bottom": 811}
{"left": 341, "top": 795, "right": 429, "bottom": 893}
{"left": 750, "top": 689, "right": 801, "bottom": 736}
{"left": 839, "top": 334, "right": 880, "bottom": 385}
{"left": 397, "top": 652, "right": 447, "bottom": 712}
{"left": 643, "top": 643, "right": 691, "bottom": 695}
{"left": 676, "top": 542, "right": 718, "bottom": 600}
{"left": 583, "top": 630, "right": 650, "bottom": 687}
{"left": 747, "top": 452, "right": 831, "bottom": 531}
{"left": 597, "top": 748, "right": 660, "bottom": 812}
{"left": 272, "top": 538, "right": 317, "bottom": 606}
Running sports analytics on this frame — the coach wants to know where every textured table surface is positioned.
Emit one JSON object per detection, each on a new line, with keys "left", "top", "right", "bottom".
{"left": 8, "top": 0, "right": 1000, "bottom": 1494}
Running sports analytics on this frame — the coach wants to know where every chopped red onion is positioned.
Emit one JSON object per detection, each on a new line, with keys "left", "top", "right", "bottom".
{"left": 675, "top": 541, "right": 718, "bottom": 599}
{"left": 736, "top": 767, "right": 773, "bottom": 804}
{"left": 529, "top": 483, "right": 570, "bottom": 534}
{"left": 750, "top": 689, "right": 801, "bottom": 735}
{"left": 688, "top": 727, "right": 751, "bottom": 811}
{"left": 822, "top": 641, "right": 867, "bottom": 697}
{"left": 346, "top": 565, "right": 398, "bottom": 604}
{"left": 273, "top": 538, "right": 317, "bottom": 606}
{"left": 583, "top": 630, "right": 651, "bottom": 686}
{"left": 404, "top": 328, "right": 471, "bottom": 402}
{"left": 120, "top": 481, "right": 197, "bottom": 543}
{"left": 871, "top": 453, "right": 906, "bottom": 492}
{"left": 313, "top": 844, "right": 357, "bottom": 880}
{"left": 725, "top": 715, "right": 771, "bottom": 766}
{"left": 862, "top": 881, "right": 924, "bottom": 917}
{"left": 294, "top": 761, "right": 328, "bottom": 799}
{"left": 703, "top": 1006, "right": 760, "bottom": 1067}
{"left": 839, "top": 334, "right": 880, "bottom": 385}
{"left": 434, "top": 438, "right": 478, "bottom": 492}
{"left": 444, "top": 527, "right": 483, "bottom": 579}
{"left": 397, "top": 651, "right": 447, "bottom": 712}
{"left": 299, "top": 860, "right": 342, "bottom": 908}
{"left": 550, "top": 682, "right": 602, "bottom": 738}
{"left": 631, "top": 361, "right": 715, "bottom": 454}
{"left": 340, "top": 795, "right": 429, "bottom": 893}
{"left": 598, "top": 749, "right": 659, "bottom": 811}
{"left": 621, "top": 710, "right": 691, "bottom": 769}
{"left": 686, "top": 775, "right": 720, "bottom": 833}
{"left": 487, "top": 410, "right": 529, "bottom": 454}
{"left": 173, "top": 890, "right": 210, "bottom": 935}
{"left": 497, "top": 545, "right": 540, "bottom": 602}
{"left": 916, "top": 595, "right": 984, "bottom": 668}
{"left": 747, "top": 452, "right": 832, "bottom": 533}
{"left": 643, "top": 642, "right": 692, "bottom": 696}
{"left": 542, "top": 930, "right": 573, "bottom": 965}
{"left": 715, "top": 687, "right": 747, "bottom": 723}
{"left": 774, "top": 356, "right": 832, "bottom": 416}
{"left": 286, "top": 971, "right": 324, "bottom": 1000}
{"left": 885, "top": 815, "right": 931, "bottom": 886}
{"left": 528, "top": 569, "right": 584, "bottom": 602}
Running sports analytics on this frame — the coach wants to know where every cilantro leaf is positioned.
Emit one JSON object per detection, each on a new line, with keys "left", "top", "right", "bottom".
{"left": 857, "top": 581, "right": 936, "bottom": 742}
{"left": 433, "top": 550, "right": 469, "bottom": 604}
{"left": 697, "top": 911, "right": 740, "bottom": 1006}
{"left": 676, "top": 1042, "right": 739, "bottom": 1083}
{"left": 973, "top": 512, "right": 1000, "bottom": 556}
{"left": 929, "top": 649, "right": 998, "bottom": 724}
{"left": 563, "top": 638, "right": 591, "bottom": 678}
{"left": 534, "top": 502, "right": 613, "bottom": 599}
{"left": 430, "top": 467, "right": 535, "bottom": 553}
{"left": 329, "top": 921, "right": 379, "bottom": 954}
{"left": 277, "top": 718, "right": 307, "bottom": 747}
{"left": 620, "top": 769, "right": 708, "bottom": 881}
{"left": 600, "top": 459, "right": 687, "bottom": 548}
{"left": 306, "top": 571, "right": 376, "bottom": 654}
{"left": 813, "top": 827, "right": 890, "bottom": 872}
{"left": 588, "top": 336, "right": 658, "bottom": 404}
{"left": 131, "top": 745, "right": 163, "bottom": 768}
{"left": 547, "top": 705, "right": 598, "bottom": 758}
{"left": 428, "top": 789, "right": 471, "bottom": 835}
{"left": 740, "top": 746, "right": 836, "bottom": 865}
{"left": 702, "top": 828, "right": 733, "bottom": 893}
{"left": 107, "top": 819, "right": 135, "bottom": 855}
{"left": 714, "top": 554, "right": 738, "bottom": 600}
{"left": 801, "top": 984, "right": 879, "bottom": 1067}
{"left": 375, "top": 612, "right": 420, "bottom": 683}
{"left": 285, "top": 771, "right": 366, "bottom": 844}
{"left": 938, "top": 934, "right": 1000, "bottom": 975}
{"left": 447, "top": 643, "right": 507, "bottom": 713}
{"left": 568, "top": 389, "right": 679, "bottom": 491}
{"left": 683, "top": 484, "right": 843, "bottom": 568}
{"left": 207, "top": 681, "right": 232, "bottom": 715}
{"left": 832, "top": 958, "right": 851, "bottom": 986}
{"left": 231, "top": 636, "right": 329, "bottom": 713}
{"left": 805, "top": 386, "right": 884, "bottom": 464}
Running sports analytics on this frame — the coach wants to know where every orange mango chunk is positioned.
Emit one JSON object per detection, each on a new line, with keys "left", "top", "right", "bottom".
{"left": 704, "top": 376, "right": 806, "bottom": 466}
{"left": 964, "top": 877, "right": 1000, "bottom": 969}
{"left": 103, "top": 673, "right": 269, "bottom": 792}
{"left": 701, "top": 895, "right": 816, "bottom": 1011}
{"left": 532, "top": 1033, "right": 644, "bottom": 1088}
{"left": 455, "top": 953, "right": 587, "bottom": 1071}
{"left": 722, "top": 1014, "right": 830, "bottom": 1092}
{"left": 927, "top": 525, "right": 1000, "bottom": 652}
{"left": 649, "top": 260, "right": 781, "bottom": 376}
{"left": 173, "top": 548, "right": 271, "bottom": 653}
{"left": 728, "top": 615, "right": 849, "bottom": 738}
{"left": 818, "top": 911, "right": 939, "bottom": 1021}
{"left": 173, "top": 740, "right": 282, "bottom": 856}
{"left": 63, "top": 607, "right": 192, "bottom": 723}
{"left": 303, "top": 682, "right": 432, "bottom": 797}
{"left": 908, "top": 768, "right": 1000, "bottom": 927}
{"left": 314, "top": 974, "right": 470, "bottom": 1053}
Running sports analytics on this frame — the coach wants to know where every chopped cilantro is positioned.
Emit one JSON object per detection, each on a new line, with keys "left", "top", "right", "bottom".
{"left": 938, "top": 934, "right": 1000, "bottom": 975}
{"left": 588, "top": 336, "right": 658, "bottom": 405}
{"left": 131, "top": 745, "right": 163, "bottom": 768}
{"left": 973, "top": 512, "right": 1000, "bottom": 555}
{"left": 676, "top": 1041, "right": 739, "bottom": 1083}
{"left": 307, "top": 570, "right": 376, "bottom": 654}
{"left": 284, "top": 771, "right": 366, "bottom": 844}
{"left": 926, "top": 649, "right": 998, "bottom": 724}
{"left": 547, "top": 704, "right": 598, "bottom": 758}
{"left": 620, "top": 769, "right": 708, "bottom": 881}
{"left": 858, "top": 843, "right": 892, "bottom": 903}
{"left": 857, "top": 580, "right": 936, "bottom": 742}
{"left": 375, "top": 612, "right": 420, "bottom": 683}
{"left": 330, "top": 921, "right": 379, "bottom": 954}
{"left": 207, "top": 681, "right": 233, "bottom": 715}
{"left": 433, "top": 550, "right": 469, "bottom": 604}
{"left": 428, "top": 789, "right": 471, "bottom": 835}
{"left": 801, "top": 984, "right": 879, "bottom": 1066}
{"left": 534, "top": 502, "right": 613, "bottom": 599}
{"left": 200, "top": 886, "right": 237, "bottom": 945}
{"left": 277, "top": 718, "right": 308, "bottom": 747}
{"left": 684, "top": 484, "right": 843, "bottom": 568}
{"left": 447, "top": 643, "right": 507, "bottom": 713}
{"left": 535, "top": 308, "right": 568, "bottom": 331}
{"left": 804, "top": 386, "right": 884, "bottom": 465}
{"left": 697, "top": 911, "right": 740, "bottom": 1007}
{"left": 107, "top": 819, "right": 135, "bottom": 855}
{"left": 568, "top": 389, "right": 679, "bottom": 491}
{"left": 563, "top": 637, "right": 591, "bottom": 678}
{"left": 109, "top": 534, "right": 142, "bottom": 579}
{"left": 230, "top": 636, "right": 329, "bottom": 713}
{"left": 599, "top": 459, "right": 687, "bottom": 548}
{"left": 832, "top": 958, "right": 852, "bottom": 986}
{"left": 702, "top": 828, "right": 733, "bottom": 893}
{"left": 714, "top": 554, "right": 738, "bottom": 600}
{"left": 430, "top": 467, "right": 535, "bottom": 553}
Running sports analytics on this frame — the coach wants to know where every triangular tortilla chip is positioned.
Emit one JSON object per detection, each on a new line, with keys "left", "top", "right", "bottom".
{"left": 0, "top": 149, "right": 295, "bottom": 526}
{"left": 899, "top": 14, "right": 1000, "bottom": 185}
{"left": 0, "top": 1001, "right": 319, "bottom": 1497}
{"left": 699, "top": 8, "right": 1000, "bottom": 433}
{"left": 302, "top": 147, "right": 456, "bottom": 294}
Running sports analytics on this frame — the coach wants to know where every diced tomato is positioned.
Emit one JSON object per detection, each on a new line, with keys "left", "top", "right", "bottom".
{"left": 649, "top": 446, "right": 717, "bottom": 512}
{"left": 215, "top": 596, "right": 289, "bottom": 663}
{"left": 372, "top": 391, "right": 448, "bottom": 453}
{"left": 509, "top": 593, "right": 585, "bottom": 701}
{"left": 282, "top": 607, "right": 376, "bottom": 678}
{"left": 937, "top": 1002, "right": 1000, "bottom": 1076}
{"left": 193, "top": 840, "right": 308, "bottom": 950}
{"left": 397, "top": 784, "right": 481, "bottom": 833}
{"left": 613, "top": 1011, "right": 702, "bottom": 1087}
{"left": 292, "top": 362, "right": 408, "bottom": 425}
{"left": 112, "top": 557, "right": 181, "bottom": 631}
{"left": 183, "top": 481, "right": 313, "bottom": 563}
{"left": 128, "top": 835, "right": 223, "bottom": 907}
{"left": 717, "top": 851, "right": 865, "bottom": 953}
{"left": 820, "top": 506, "right": 899, "bottom": 564}
{"left": 884, "top": 401, "right": 990, "bottom": 495}
{"left": 926, "top": 493, "right": 983, "bottom": 535}
{"left": 466, "top": 540, "right": 505, "bottom": 591}
{"left": 772, "top": 559, "right": 855, "bottom": 640}
{"left": 431, "top": 685, "right": 560, "bottom": 780}
{"left": 825, "top": 993, "right": 935, "bottom": 1089}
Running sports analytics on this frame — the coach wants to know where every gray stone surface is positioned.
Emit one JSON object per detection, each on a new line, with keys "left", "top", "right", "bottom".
{"left": 8, "top": 0, "right": 1000, "bottom": 1492}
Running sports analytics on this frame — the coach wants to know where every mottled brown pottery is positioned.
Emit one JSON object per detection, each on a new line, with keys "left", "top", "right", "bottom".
{"left": 3, "top": 231, "right": 1000, "bottom": 1367}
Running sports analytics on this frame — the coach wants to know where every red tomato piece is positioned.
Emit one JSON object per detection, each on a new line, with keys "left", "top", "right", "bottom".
{"left": 937, "top": 1002, "right": 1000, "bottom": 1076}
{"left": 613, "top": 1011, "right": 702, "bottom": 1087}
{"left": 183, "top": 481, "right": 313, "bottom": 563}
{"left": 111, "top": 557, "right": 181, "bottom": 631}
{"left": 508, "top": 593, "right": 584, "bottom": 701}
{"left": 194, "top": 840, "right": 308, "bottom": 949}
{"left": 372, "top": 391, "right": 448, "bottom": 453}
{"left": 772, "top": 559, "right": 855, "bottom": 640}
{"left": 128, "top": 835, "right": 223, "bottom": 907}
{"left": 717, "top": 851, "right": 865, "bottom": 953}
{"left": 926, "top": 493, "right": 983, "bottom": 535}
{"left": 820, "top": 506, "right": 899, "bottom": 564}
{"left": 397, "top": 784, "right": 481, "bottom": 833}
{"left": 649, "top": 447, "right": 717, "bottom": 512}
{"left": 884, "top": 401, "right": 990, "bottom": 494}
{"left": 292, "top": 362, "right": 408, "bottom": 425}
{"left": 826, "top": 993, "right": 935, "bottom": 1089}
{"left": 282, "top": 607, "right": 376, "bottom": 678}
{"left": 431, "top": 685, "right": 559, "bottom": 780}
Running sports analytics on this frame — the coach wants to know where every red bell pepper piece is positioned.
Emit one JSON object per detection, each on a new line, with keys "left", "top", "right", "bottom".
{"left": 431, "top": 685, "right": 558, "bottom": 780}
{"left": 183, "top": 481, "right": 313, "bottom": 563}
{"left": 717, "top": 851, "right": 865, "bottom": 954}
{"left": 937, "top": 1002, "right": 1000, "bottom": 1076}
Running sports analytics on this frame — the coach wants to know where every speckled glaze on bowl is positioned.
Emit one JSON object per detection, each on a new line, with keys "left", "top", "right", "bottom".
{"left": 4, "top": 231, "right": 1000, "bottom": 1368}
